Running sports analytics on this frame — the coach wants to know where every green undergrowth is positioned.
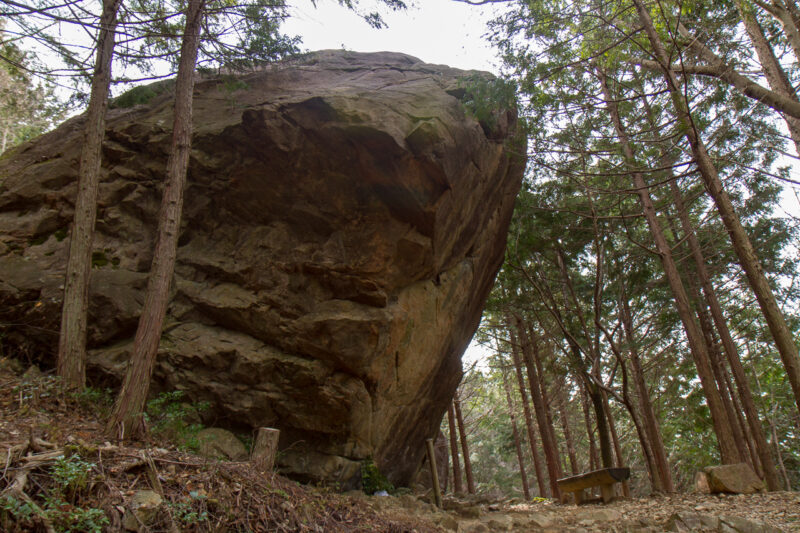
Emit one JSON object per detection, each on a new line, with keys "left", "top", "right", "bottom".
{"left": 360, "top": 457, "right": 394, "bottom": 495}
{"left": 145, "top": 390, "right": 210, "bottom": 452}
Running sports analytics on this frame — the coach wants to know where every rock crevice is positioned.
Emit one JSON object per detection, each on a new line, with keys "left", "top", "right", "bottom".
{"left": 0, "top": 50, "right": 525, "bottom": 487}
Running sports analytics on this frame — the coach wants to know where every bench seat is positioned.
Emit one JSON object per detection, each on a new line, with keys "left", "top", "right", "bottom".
{"left": 557, "top": 467, "right": 630, "bottom": 504}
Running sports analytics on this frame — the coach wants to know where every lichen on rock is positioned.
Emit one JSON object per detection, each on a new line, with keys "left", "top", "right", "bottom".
{"left": 0, "top": 50, "right": 525, "bottom": 488}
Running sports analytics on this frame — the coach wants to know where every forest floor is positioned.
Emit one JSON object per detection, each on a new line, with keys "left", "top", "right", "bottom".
{"left": 0, "top": 359, "right": 797, "bottom": 532}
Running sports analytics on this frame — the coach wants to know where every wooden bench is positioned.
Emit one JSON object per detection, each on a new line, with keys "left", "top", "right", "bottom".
{"left": 557, "top": 467, "right": 630, "bottom": 504}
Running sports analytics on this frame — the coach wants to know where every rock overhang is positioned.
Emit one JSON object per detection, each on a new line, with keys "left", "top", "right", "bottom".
{"left": 0, "top": 50, "right": 527, "bottom": 488}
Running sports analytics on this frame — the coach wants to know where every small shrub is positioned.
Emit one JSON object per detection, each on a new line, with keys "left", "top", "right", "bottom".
{"left": 51, "top": 455, "right": 94, "bottom": 502}
{"left": 360, "top": 458, "right": 393, "bottom": 495}
{"left": 110, "top": 79, "right": 175, "bottom": 109}
{"left": 0, "top": 494, "right": 36, "bottom": 523}
{"left": 146, "top": 391, "right": 210, "bottom": 451}
{"left": 72, "top": 386, "right": 112, "bottom": 413}
{"left": 167, "top": 500, "right": 209, "bottom": 526}
{"left": 44, "top": 498, "right": 108, "bottom": 533}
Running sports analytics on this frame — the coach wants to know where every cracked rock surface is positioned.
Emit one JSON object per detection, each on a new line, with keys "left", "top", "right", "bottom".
{"left": 0, "top": 50, "right": 525, "bottom": 487}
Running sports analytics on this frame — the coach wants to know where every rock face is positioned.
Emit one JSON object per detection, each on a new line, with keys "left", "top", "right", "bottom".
{"left": 704, "top": 464, "right": 765, "bottom": 494}
{"left": 0, "top": 51, "right": 525, "bottom": 487}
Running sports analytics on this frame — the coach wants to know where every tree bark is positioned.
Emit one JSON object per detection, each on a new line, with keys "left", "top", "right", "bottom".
{"left": 57, "top": 0, "right": 122, "bottom": 390}
{"left": 597, "top": 64, "right": 741, "bottom": 464}
{"left": 515, "top": 316, "right": 562, "bottom": 499}
{"left": 602, "top": 391, "right": 630, "bottom": 497}
{"left": 557, "top": 376, "right": 580, "bottom": 475}
{"left": 425, "top": 438, "right": 443, "bottom": 508}
{"left": 736, "top": 0, "right": 800, "bottom": 155}
{"left": 454, "top": 395, "right": 476, "bottom": 494}
{"left": 668, "top": 179, "right": 782, "bottom": 490}
{"left": 579, "top": 381, "right": 600, "bottom": 472}
{"left": 251, "top": 427, "right": 280, "bottom": 472}
{"left": 107, "top": 0, "right": 205, "bottom": 438}
{"left": 447, "top": 403, "right": 464, "bottom": 494}
{"left": 503, "top": 368, "right": 531, "bottom": 500}
{"left": 751, "top": 0, "right": 800, "bottom": 63}
{"left": 509, "top": 327, "right": 548, "bottom": 496}
{"left": 634, "top": 0, "right": 800, "bottom": 421}
{"left": 619, "top": 291, "right": 673, "bottom": 492}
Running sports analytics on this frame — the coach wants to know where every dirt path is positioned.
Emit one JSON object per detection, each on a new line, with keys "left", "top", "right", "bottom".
{"left": 369, "top": 491, "right": 800, "bottom": 532}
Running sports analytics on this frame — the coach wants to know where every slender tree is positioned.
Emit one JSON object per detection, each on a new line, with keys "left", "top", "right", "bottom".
{"left": 447, "top": 402, "right": 464, "bottom": 494}
{"left": 107, "top": 0, "right": 205, "bottom": 436}
{"left": 454, "top": 394, "right": 476, "bottom": 494}
{"left": 631, "top": 0, "right": 800, "bottom": 418}
{"left": 57, "top": 0, "right": 123, "bottom": 390}
{"left": 502, "top": 366, "right": 531, "bottom": 499}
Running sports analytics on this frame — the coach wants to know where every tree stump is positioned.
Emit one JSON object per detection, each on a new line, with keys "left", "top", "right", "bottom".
{"left": 251, "top": 427, "right": 280, "bottom": 471}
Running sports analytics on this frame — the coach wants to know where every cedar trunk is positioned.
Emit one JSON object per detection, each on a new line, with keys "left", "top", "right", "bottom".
{"left": 454, "top": 396, "right": 476, "bottom": 494}
{"left": 634, "top": 0, "right": 800, "bottom": 421}
{"left": 597, "top": 66, "right": 741, "bottom": 464}
{"left": 107, "top": 0, "right": 205, "bottom": 438}
{"left": 620, "top": 293, "right": 673, "bottom": 491}
{"left": 509, "top": 327, "right": 548, "bottom": 496}
{"left": 503, "top": 369, "right": 531, "bottom": 500}
{"left": 736, "top": 0, "right": 800, "bottom": 155}
{"left": 57, "top": 0, "right": 122, "bottom": 390}
{"left": 516, "top": 317, "right": 562, "bottom": 499}
{"left": 447, "top": 403, "right": 464, "bottom": 494}
{"left": 557, "top": 376, "right": 580, "bottom": 475}
{"left": 602, "top": 392, "right": 630, "bottom": 497}
{"left": 668, "top": 179, "right": 781, "bottom": 490}
{"left": 579, "top": 382, "right": 600, "bottom": 471}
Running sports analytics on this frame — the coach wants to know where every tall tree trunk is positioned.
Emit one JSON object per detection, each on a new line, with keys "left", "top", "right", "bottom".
{"left": 447, "top": 403, "right": 464, "bottom": 494}
{"left": 634, "top": 0, "right": 800, "bottom": 420}
{"left": 597, "top": 65, "right": 742, "bottom": 465}
{"left": 503, "top": 368, "right": 531, "bottom": 500}
{"left": 602, "top": 392, "right": 630, "bottom": 497}
{"left": 57, "top": 0, "right": 122, "bottom": 390}
{"left": 667, "top": 179, "right": 782, "bottom": 489}
{"left": 684, "top": 265, "right": 753, "bottom": 468}
{"left": 107, "top": 0, "right": 205, "bottom": 438}
{"left": 579, "top": 381, "right": 600, "bottom": 472}
{"left": 736, "top": 0, "right": 800, "bottom": 155}
{"left": 509, "top": 327, "right": 548, "bottom": 496}
{"left": 768, "top": 412, "right": 792, "bottom": 490}
{"left": 619, "top": 291, "right": 673, "bottom": 491}
{"left": 587, "top": 379, "right": 614, "bottom": 468}
{"left": 552, "top": 248, "right": 615, "bottom": 469}
{"left": 454, "top": 395, "right": 476, "bottom": 494}
{"left": 557, "top": 377, "right": 580, "bottom": 475}
{"left": 533, "top": 338, "right": 561, "bottom": 464}
{"left": 516, "top": 316, "right": 562, "bottom": 499}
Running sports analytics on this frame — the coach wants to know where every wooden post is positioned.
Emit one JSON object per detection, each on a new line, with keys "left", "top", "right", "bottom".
{"left": 252, "top": 427, "right": 280, "bottom": 471}
{"left": 426, "top": 438, "right": 443, "bottom": 508}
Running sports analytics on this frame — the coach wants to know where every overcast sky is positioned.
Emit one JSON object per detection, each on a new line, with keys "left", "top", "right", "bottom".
{"left": 283, "top": 0, "right": 506, "bottom": 73}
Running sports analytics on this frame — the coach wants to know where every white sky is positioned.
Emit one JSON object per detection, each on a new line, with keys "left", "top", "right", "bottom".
{"left": 283, "top": 0, "right": 505, "bottom": 74}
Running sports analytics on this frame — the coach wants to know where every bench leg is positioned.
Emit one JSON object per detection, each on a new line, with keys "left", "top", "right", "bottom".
{"left": 600, "top": 484, "right": 614, "bottom": 503}
{"left": 574, "top": 489, "right": 584, "bottom": 505}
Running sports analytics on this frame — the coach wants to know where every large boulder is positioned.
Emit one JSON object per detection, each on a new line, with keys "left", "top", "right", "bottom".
{"left": 0, "top": 50, "right": 525, "bottom": 487}
{"left": 704, "top": 464, "right": 765, "bottom": 494}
